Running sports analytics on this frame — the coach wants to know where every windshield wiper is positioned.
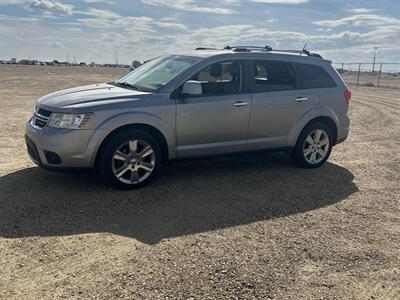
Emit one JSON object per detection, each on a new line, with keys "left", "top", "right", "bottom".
{"left": 113, "top": 81, "right": 141, "bottom": 91}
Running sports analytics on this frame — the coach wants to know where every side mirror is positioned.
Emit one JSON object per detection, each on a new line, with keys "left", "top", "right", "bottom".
{"left": 181, "top": 80, "right": 202, "bottom": 97}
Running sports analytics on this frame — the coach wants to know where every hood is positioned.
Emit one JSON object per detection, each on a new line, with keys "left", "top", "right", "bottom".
{"left": 38, "top": 83, "right": 151, "bottom": 109}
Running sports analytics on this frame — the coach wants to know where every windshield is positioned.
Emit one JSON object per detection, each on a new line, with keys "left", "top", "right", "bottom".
{"left": 116, "top": 55, "right": 201, "bottom": 91}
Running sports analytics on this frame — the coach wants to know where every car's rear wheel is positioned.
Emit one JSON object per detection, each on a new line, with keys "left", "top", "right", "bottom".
{"left": 97, "top": 129, "right": 161, "bottom": 189}
{"left": 292, "top": 122, "right": 333, "bottom": 168}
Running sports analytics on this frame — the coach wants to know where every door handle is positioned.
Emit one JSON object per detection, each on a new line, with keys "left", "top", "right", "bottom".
{"left": 232, "top": 101, "right": 249, "bottom": 107}
{"left": 294, "top": 97, "right": 309, "bottom": 102}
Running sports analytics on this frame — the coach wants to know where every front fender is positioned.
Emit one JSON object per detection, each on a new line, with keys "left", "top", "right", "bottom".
{"left": 89, "top": 111, "right": 176, "bottom": 163}
{"left": 288, "top": 106, "right": 339, "bottom": 146}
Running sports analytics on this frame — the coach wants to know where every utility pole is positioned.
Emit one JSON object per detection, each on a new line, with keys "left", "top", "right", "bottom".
{"left": 372, "top": 47, "right": 378, "bottom": 72}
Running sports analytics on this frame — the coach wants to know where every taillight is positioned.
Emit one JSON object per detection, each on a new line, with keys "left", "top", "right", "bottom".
{"left": 344, "top": 89, "right": 352, "bottom": 103}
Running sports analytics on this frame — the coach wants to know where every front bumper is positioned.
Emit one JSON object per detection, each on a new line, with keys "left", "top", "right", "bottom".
{"left": 25, "top": 121, "right": 109, "bottom": 168}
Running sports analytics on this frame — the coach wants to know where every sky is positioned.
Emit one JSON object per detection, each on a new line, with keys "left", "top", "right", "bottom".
{"left": 0, "top": 0, "right": 399, "bottom": 64}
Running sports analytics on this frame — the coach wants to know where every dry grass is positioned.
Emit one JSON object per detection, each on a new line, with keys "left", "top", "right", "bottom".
{"left": 0, "top": 65, "right": 399, "bottom": 299}
{"left": 341, "top": 72, "right": 400, "bottom": 89}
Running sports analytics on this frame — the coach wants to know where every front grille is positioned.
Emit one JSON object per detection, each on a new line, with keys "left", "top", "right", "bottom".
{"left": 32, "top": 108, "right": 52, "bottom": 129}
{"left": 38, "top": 108, "right": 52, "bottom": 117}
{"left": 33, "top": 114, "right": 49, "bottom": 128}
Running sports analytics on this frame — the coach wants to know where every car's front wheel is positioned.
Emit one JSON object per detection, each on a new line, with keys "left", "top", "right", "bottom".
{"left": 97, "top": 128, "right": 161, "bottom": 189}
{"left": 292, "top": 122, "right": 333, "bottom": 168}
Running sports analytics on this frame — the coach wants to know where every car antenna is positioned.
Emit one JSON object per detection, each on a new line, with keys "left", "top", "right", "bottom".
{"left": 302, "top": 42, "right": 310, "bottom": 56}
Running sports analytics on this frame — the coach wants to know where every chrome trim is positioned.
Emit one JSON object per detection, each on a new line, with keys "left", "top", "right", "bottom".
{"left": 31, "top": 108, "right": 51, "bottom": 130}
{"left": 294, "top": 97, "right": 309, "bottom": 102}
{"left": 35, "top": 113, "right": 50, "bottom": 120}
{"left": 232, "top": 101, "right": 249, "bottom": 107}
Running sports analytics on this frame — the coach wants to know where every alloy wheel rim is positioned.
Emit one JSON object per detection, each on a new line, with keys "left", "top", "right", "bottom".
{"left": 111, "top": 139, "right": 156, "bottom": 184}
{"left": 303, "top": 129, "right": 330, "bottom": 164}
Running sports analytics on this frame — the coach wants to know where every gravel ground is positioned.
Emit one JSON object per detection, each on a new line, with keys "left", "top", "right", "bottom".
{"left": 0, "top": 65, "right": 399, "bottom": 299}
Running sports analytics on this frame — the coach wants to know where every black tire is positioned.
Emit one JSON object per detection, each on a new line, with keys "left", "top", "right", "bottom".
{"left": 292, "top": 121, "right": 333, "bottom": 169}
{"left": 97, "top": 128, "right": 162, "bottom": 189}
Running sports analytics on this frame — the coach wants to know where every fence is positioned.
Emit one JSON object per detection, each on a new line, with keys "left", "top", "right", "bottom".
{"left": 332, "top": 62, "right": 400, "bottom": 89}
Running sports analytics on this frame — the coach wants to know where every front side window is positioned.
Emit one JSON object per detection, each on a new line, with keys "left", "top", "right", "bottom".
{"left": 252, "top": 60, "right": 296, "bottom": 92}
{"left": 292, "top": 63, "right": 337, "bottom": 89}
{"left": 189, "top": 61, "right": 242, "bottom": 96}
{"left": 117, "top": 55, "right": 201, "bottom": 91}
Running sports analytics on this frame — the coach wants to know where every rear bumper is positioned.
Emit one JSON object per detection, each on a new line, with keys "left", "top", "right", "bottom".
{"left": 336, "top": 136, "right": 348, "bottom": 145}
{"left": 25, "top": 121, "right": 109, "bottom": 168}
{"left": 336, "top": 115, "right": 350, "bottom": 145}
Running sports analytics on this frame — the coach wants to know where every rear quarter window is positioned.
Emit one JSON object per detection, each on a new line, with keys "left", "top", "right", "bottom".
{"left": 292, "top": 63, "right": 337, "bottom": 89}
{"left": 252, "top": 60, "right": 296, "bottom": 92}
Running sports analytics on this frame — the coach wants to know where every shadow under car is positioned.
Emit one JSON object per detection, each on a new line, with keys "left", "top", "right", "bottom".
{"left": 0, "top": 152, "right": 357, "bottom": 244}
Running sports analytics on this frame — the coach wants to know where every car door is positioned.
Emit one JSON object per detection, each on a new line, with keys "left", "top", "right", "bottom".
{"left": 175, "top": 60, "right": 251, "bottom": 157}
{"left": 247, "top": 59, "right": 313, "bottom": 150}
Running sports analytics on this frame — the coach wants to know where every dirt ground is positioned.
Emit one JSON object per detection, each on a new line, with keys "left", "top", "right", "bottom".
{"left": 0, "top": 65, "right": 399, "bottom": 299}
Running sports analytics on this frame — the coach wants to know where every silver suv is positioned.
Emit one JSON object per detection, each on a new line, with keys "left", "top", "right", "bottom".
{"left": 25, "top": 46, "right": 351, "bottom": 189}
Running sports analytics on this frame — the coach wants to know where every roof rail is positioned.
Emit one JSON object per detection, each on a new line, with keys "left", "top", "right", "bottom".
{"left": 224, "top": 45, "right": 273, "bottom": 51}
{"left": 194, "top": 47, "right": 220, "bottom": 50}
{"left": 269, "top": 49, "right": 322, "bottom": 58}
{"left": 194, "top": 45, "right": 322, "bottom": 58}
{"left": 211, "top": 45, "right": 322, "bottom": 58}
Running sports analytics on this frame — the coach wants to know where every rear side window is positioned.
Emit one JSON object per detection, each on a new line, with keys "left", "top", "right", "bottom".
{"left": 252, "top": 60, "right": 296, "bottom": 92}
{"left": 292, "top": 63, "right": 336, "bottom": 89}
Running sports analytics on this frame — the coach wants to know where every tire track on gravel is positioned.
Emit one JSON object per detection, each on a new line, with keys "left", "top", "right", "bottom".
{"left": 350, "top": 99, "right": 387, "bottom": 124}
{"left": 354, "top": 98, "right": 400, "bottom": 116}
{"left": 352, "top": 99, "right": 399, "bottom": 122}
{"left": 361, "top": 97, "right": 400, "bottom": 110}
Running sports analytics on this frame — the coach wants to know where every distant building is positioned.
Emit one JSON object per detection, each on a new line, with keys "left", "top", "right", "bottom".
{"left": 19, "top": 59, "right": 38, "bottom": 65}
{"left": 53, "top": 60, "right": 70, "bottom": 66}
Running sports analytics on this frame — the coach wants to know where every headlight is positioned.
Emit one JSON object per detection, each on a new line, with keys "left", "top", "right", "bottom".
{"left": 48, "top": 113, "right": 93, "bottom": 129}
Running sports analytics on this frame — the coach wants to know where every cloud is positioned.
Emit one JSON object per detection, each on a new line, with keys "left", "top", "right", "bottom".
{"left": 29, "top": 0, "right": 73, "bottom": 15}
{"left": 158, "top": 22, "right": 399, "bottom": 60}
{"left": 76, "top": 8, "right": 188, "bottom": 32}
{"left": 2, "top": 18, "right": 398, "bottom": 64}
{"left": 51, "top": 41, "right": 64, "bottom": 48}
{"left": 225, "top": 0, "right": 308, "bottom": 3}
{"left": 0, "top": 13, "right": 41, "bottom": 22}
{"left": 347, "top": 8, "right": 375, "bottom": 14}
{"left": 0, "top": 0, "right": 25, "bottom": 5}
{"left": 155, "top": 20, "right": 187, "bottom": 31}
{"left": 141, "top": 0, "right": 236, "bottom": 14}
{"left": 82, "top": 0, "right": 114, "bottom": 3}
{"left": 252, "top": 0, "right": 308, "bottom": 3}
{"left": 77, "top": 15, "right": 156, "bottom": 34}
{"left": 316, "top": 27, "right": 332, "bottom": 32}
{"left": 313, "top": 14, "right": 400, "bottom": 27}
{"left": 0, "top": 0, "right": 398, "bottom": 64}
{"left": 77, "top": 8, "right": 120, "bottom": 19}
